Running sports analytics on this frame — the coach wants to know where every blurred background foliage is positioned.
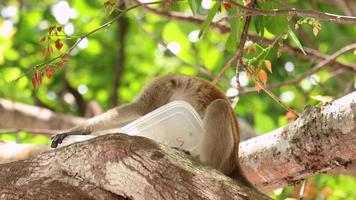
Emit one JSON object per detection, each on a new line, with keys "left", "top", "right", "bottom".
{"left": 0, "top": 0, "right": 355, "bottom": 199}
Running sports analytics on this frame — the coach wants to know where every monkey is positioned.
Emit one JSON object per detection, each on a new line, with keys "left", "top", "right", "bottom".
{"left": 51, "top": 74, "right": 260, "bottom": 192}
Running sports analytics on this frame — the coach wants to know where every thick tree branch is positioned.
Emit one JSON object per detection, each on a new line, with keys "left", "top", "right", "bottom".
{"left": 0, "top": 92, "right": 355, "bottom": 196}
{"left": 240, "top": 91, "right": 356, "bottom": 191}
{"left": 0, "top": 134, "right": 270, "bottom": 200}
{"left": 0, "top": 98, "right": 85, "bottom": 131}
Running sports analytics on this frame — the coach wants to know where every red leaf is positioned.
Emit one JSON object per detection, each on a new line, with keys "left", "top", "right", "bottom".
{"left": 254, "top": 81, "right": 261, "bottom": 92}
{"left": 35, "top": 72, "right": 43, "bottom": 85}
{"left": 55, "top": 39, "right": 63, "bottom": 50}
{"left": 258, "top": 70, "right": 268, "bottom": 85}
{"left": 55, "top": 61, "right": 64, "bottom": 67}
{"left": 245, "top": 46, "right": 251, "bottom": 54}
{"left": 223, "top": 3, "right": 231, "bottom": 10}
{"left": 45, "top": 66, "right": 53, "bottom": 78}
{"left": 47, "top": 45, "right": 53, "bottom": 55}
{"left": 253, "top": 46, "right": 257, "bottom": 56}
{"left": 248, "top": 65, "right": 255, "bottom": 75}
{"left": 285, "top": 111, "right": 297, "bottom": 122}
{"left": 49, "top": 26, "right": 56, "bottom": 34}
{"left": 60, "top": 53, "right": 69, "bottom": 61}
{"left": 39, "top": 37, "right": 46, "bottom": 43}
{"left": 56, "top": 26, "right": 62, "bottom": 32}
{"left": 32, "top": 76, "right": 37, "bottom": 89}
{"left": 265, "top": 60, "right": 272, "bottom": 73}
{"left": 32, "top": 72, "right": 43, "bottom": 89}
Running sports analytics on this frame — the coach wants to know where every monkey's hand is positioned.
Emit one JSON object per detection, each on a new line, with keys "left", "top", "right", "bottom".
{"left": 51, "top": 132, "right": 72, "bottom": 148}
{"left": 51, "top": 130, "right": 86, "bottom": 148}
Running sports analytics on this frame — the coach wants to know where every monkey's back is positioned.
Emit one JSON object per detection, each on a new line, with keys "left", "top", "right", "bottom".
{"left": 136, "top": 74, "right": 229, "bottom": 118}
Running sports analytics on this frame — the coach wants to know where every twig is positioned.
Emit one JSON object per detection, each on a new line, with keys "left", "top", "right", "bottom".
{"left": 243, "top": 63, "right": 299, "bottom": 116}
{"left": 226, "top": 0, "right": 356, "bottom": 24}
{"left": 239, "top": 43, "right": 356, "bottom": 95}
{"left": 13, "top": 0, "right": 180, "bottom": 82}
{"left": 136, "top": 6, "right": 355, "bottom": 71}
{"left": 212, "top": 1, "right": 256, "bottom": 84}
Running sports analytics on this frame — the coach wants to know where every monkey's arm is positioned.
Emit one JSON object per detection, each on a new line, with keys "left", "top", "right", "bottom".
{"left": 51, "top": 102, "right": 143, "bottom": 148}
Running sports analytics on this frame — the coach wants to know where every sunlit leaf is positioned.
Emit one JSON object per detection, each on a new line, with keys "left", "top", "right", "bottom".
{"left": 313, "top": 26, "right": 319, "bottom": 36}
{"left": 198, "top": 2, "right": 221, "bottom": 38}
{"left": 265, "top": 60, "right": 272, "bottom": 73}
{"left": 254, "top": 15, "right": 265, "bottom": 38}
{"left": 311, "top": 95, "right": 333, "bottom": 105}
{"left": 288, "top": 27, "right": 306, "bottom": 55}
{"left": 188, "top": 0, "right": 200, "bottom": 15}
{"left": 258, "top": 69, "right": 268, "bottom": 85}
{"left": 225, "top": 7, "right": 243, "bottom": 52}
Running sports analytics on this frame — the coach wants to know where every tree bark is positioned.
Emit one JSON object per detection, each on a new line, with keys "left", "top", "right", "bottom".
{"left": 0, "top": 98, "right": 85, "bottom": 131}
{"left": 240, "top": 92, "right": 356, "bottom": 191}
{"left": 0, "top": 92, "right": 355, "bottom": 195}
{"left": 0, "top": 134, "right": 270, "bottom": 200}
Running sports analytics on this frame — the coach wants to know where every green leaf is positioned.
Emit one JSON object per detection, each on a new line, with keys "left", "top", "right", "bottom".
{"left": 188, "top": 0, "right": 200, "bottom": 15}
{"left": 254, "top": 15, "right": 265, "bottom": 38}
{"left": 258, "top": 2, "right": 288, "bottom": 35}
{"left": 225, "top": 8, "right": 243, "bottom": 52}
{"left": 288, "top": 27, "right": 306, "bottom": 55}
{"left": 198, "top": 3, "right": 221, "bottom": 38}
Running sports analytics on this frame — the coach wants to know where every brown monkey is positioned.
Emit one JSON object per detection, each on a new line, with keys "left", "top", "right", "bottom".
{"left": 51, "top": 74, "right": 260, "bottom": 192}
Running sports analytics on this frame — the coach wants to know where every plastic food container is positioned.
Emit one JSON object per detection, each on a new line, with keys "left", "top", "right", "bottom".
{"left": 59, "top": 101, "right": 204, "bottom": 153}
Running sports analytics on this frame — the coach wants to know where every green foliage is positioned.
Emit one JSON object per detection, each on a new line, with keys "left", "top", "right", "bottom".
{"left": 226, "top": 7, "right": 243, "bottom": 52}
{"left": 0, "top": 0, "right": 355, "bottom": 198}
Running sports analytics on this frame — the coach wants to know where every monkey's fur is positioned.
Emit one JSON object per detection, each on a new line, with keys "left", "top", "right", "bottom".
{"left": 51, "top": 74, "right": 266, "bottom": 195}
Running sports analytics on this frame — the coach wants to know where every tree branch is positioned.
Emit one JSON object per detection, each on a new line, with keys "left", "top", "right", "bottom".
{"left": 0, "top": 92, "right": 355, "bottom": 195}
{"left": 0, "top": 98, "right": 85, "bottom": 131}
{"left": 227, "top": 0, "right": 356, "bottom": 24}
{"left": 0, "top": 134, "right": 271, "bottom": 200}
{"left": 240, "top": 91, "right": 356, "bottom": 191}
{"left": 134, "top": 5, "right": 355, "bottom": 71}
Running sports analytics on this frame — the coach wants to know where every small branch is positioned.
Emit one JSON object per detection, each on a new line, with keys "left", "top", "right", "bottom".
{"left": 213, "top": 1, "right": 256, "bottom": 84}
{"left": 249, "top": 35, "right": 356, "bottom": 70}
{"left": 227, "top": 0, "right": 356, "bottom": 24}
{"left": 136, "top": 6, "right": 355, "bottom": 72}
{"left": 239, "top": 43, "right": 356, "bottom": 95}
